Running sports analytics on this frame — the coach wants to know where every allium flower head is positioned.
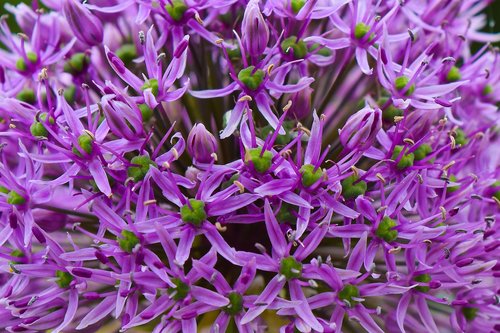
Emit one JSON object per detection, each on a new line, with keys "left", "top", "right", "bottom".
{"left": 0, "top": 0, "right": 499, "bottom": 332}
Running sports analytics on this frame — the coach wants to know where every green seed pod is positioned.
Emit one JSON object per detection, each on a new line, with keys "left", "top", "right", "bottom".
{"left": 7, "top": 190, "right": 26, "bottom": 205}
{"left": 414, "top": 274, "right": 431, "bottom": 292}
{"left": 341, "top": 175, "right": 367, "bottom": 200}
{"left": 117, "top": 230, "right": 140, "bottom": 253}
{"left": 376, "top": 216, "right": 398, "bottom": 242}
{"left": 245, "top": 147, "right": 273, "bottom": 173}
{"left": 180, "top": 199, "right": 207, "bottom": 226}
{"left": 279, "top": 256, "right": 302, "bottom": 280}
{"left": 165, "top": 0, "right": 187, "bottom": 21}
{"left": 281, "top": 36, "right": 308, "bottom": 59}
{"left": 141, "top": 79, "right": 159, "bottom": 96}
{"left": 238, "top": 66, "right": 265, "bottom": 91}
{"left": 446, "top": 66, "right": 461, "bottom": 82}
{"left": 413, "top": 144, "right": 432, "bottom": 161}
{"left": 391, "top": 145, "right": 414, "bottom": 169}
{"left": 300, "top": 164, "right": 324, "bottom": 187}
{"left": 55, "top": 270, "right": 74, "bottom": 288}
{"left": 127, "top": 155, "right": 157, "bottom": 182}
{"left": 338, "top": 284, "right": 360, "bottom": 306}
{"left": 394, "top": 76, "right": 415, "bottom": 96}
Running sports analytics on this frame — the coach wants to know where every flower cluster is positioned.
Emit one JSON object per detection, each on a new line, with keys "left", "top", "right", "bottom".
{"left": 0, "top": 0, "right": 499, "bottom": 332}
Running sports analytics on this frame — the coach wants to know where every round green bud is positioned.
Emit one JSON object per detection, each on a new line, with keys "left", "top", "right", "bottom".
{"left": 30, "top": 122, "right": 48, "bottom": 138}
{"left": 279, "top": 256, "right": 302, "bottom": 280}
{"left": 238, "top": 66, "right": 265, "bottom": 91}
{"left": 180, "top": 199, "right": 207, "bottom": 226}
{"left": 338, "top": 284, "right": 360, "bottom": 306}
{"left": 291, "top": 0, "right": 306, "bottom": 14}
{"left": 446, "top": 66, "right": 461, "bottom": 82}
{"left": 117, "top": 230, "right": 140, "bottom": 253}
{"left": 260, "top": 124, "right": 292, "bottom": 145}
{"left": 16, "top": 52, "right": 38, "bottom": 71}
{"left": 453, "top": 128, "right": 468, "bottom": 146}
{"left": 7, "top": 190, "right": 26, "bottom": 205}
{"left": 462, "top": 307, "right": 478, "bottom": 322}
{"left": 10, "top": 249, "right": 24, "bottom": 264}
{"left": 483, "top": 84, "right": 493, "bottom": 95}
{"left": 0, "top": 186, "right": 9, "bottom": 194}
{"left": 64, "top": 53, "right": 89, "bottom": 74}
{"left": 492, "top": 180, "right": 500, "bottom": 201}
{"left": 165, "top": 0, "right": 187, "bottom": 21}
{"left": 309, "top": 43, "right": 332, "bottom": 57}
{"left": 56, "top": 270, "right": 74, "bottom": 288}
{"left": 127, "top": 155, "right": 156, "bottom": 182}
{"left": 227, "top": 46, "right": 241, "bottom": 60}
{"left": 141, "top": 78, "right": 159, "bottom": 96}
{"left": 391, "top": 145, "right": 414, "bottom": 170}
{"left": 414, "top": 273, "right": 431, "bottom": 292}
{"left": 72, "top": 133, "right": 93, "bottom": 156}
{"left": 64, "top": 85, "right": 77, "bottom": 103}
{"left": 413, "top": 144, "right": 432, "bottom": 161}
{"left": 341, "top": 175, "right": 367, "bottom": 200}
{"left": 245, "top": 147, "right": 273, "bottom": 173}
{"left": 447, "top": 174, "right": 460, "bottom": 193}
{"left": 16, "top": 89, "right": 36, "bottom": 104}
{"left": 116, "top": 44, "right": 137, "bottom": 64}
{"left": 354, "top": 23, "right": 374, "bottom": 41}
{"left": 168, "top": 278, "right": 190, "bottom": 300}
{"left": 376, "top": 216, "right": 398, "bottom": 242}
{"left": 138, "top": 104, "right": 153, "bottom": 122}
{"left": 394, "top": 76, "right": 415, "bottom": 96}
{"left": 281, "top": 36, "right": 308, "bottom": 59}
{"left": 225, "top": 292, "right": 243, "bottom": 316}
{"left": 300, "top": 164, "right": 323, "bottom": 187}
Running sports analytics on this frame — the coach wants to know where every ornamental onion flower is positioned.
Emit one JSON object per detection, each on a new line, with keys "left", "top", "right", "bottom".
{"left": 0, "top": 1, "right": 498, "bottom": 333}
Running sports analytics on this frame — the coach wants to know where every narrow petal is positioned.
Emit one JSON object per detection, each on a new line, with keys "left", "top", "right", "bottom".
{"left": 264, "top": 199, "right": 288, "bottom": 258}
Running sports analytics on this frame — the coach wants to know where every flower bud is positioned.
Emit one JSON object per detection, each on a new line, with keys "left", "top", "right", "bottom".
{"left": 63, "top": 0, "right": 103, "bottom": 46}
{"left": 241, "top": 0, "right": 269, "bottom": 57}
{"left": 187, "top": 124, "right": 217, "bottom": 163}
{"left": 339, "top": 106, "right": 382, "bottom": 151}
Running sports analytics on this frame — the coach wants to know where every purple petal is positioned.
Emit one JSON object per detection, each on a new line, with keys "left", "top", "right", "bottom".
{"left": 191, "top": 286, "right": 229, "bottom": 307}
{"left": 289, "top": 279, "right": 324, "bottom": 332}
{"left": 264, "top": 199, "right": 288, "bottom": 258}
{"left": 190, "top": 82, "right": 238, "bottom": 99}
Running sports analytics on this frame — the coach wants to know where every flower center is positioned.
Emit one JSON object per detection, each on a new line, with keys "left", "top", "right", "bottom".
{"left": 180, "top": 199, "right": 207, "bottom": 226}
{"left": 63, "top": 53, "right": 89, "bottom": 75}
{"left": 446, "top": 66, "right": 461, "bottom": 82}
{"left": 338, "top": 284, "right": 360, "bottom": 306}
{"left": 72, "top": 133, "right": 94, "bottom": 156}
{"left": 17, "top": 88, "right": 36, "bottom": 104}
{"left": 462, "top": 307, "right": 477, "bottom": 322}
{"left": 413, "top": 144, "right": 432, "bottom": 161}
{"left": 127, "top": 155, "right": 157, "bottom": 182}
{"left": 245, "top": 147, "right": 273, "bottom": 173}
{"left": 376, "top": 216, "right": 398, "bottom": 242}
{"left": 117, "top": 230, "right": 140, "bottom": 253}
{"left": 56, "top": 270, "right": 74, "bottom": 288}
{"left": 413, "top": 273, "right": 431, "bottom": 292}
{"left": 391, "top": 145, "right": 414, "bottom": 170}
{"left": 224, "top": 292, "right": 243, "bottom": 315}
{"left": 165, "top": 0, "right": 188, "bottom": 21}
{"left": 394, "top": 76, "right": 415, "bottom": 96}
{"left": 139, "top": 104, "right": 153, "bottom": 122}
{"left": 238, "top": 66, "right": 265, "bottom": 91}
{"left": 279, "top": 256, "right": 302, "bottom": 280}
{"left": 354, "top": 23, "right": 374, "bottom": 41}
{"left": 281, "top": 36, "right": 308, "bottom": 59}
{"left": 300, "top": 164, "right": 323, "bottom": 187}
{"left": 116, "top": 44, "right": 137, "bottom": 64}
{"left": 7, "top": 190, "right": 26, "bottom": 206}
{"left": 141, "top": 78, "right": 159, "bottom": 96}
{"left": 341, "top": 175, "right": 367, "bottom": 200}
{"left": 16, "top": 51, "right": 38, "bottom": 71}
{"left": 168, "top": 278, "right": 190, "bottom": 300}
{"left": 291, "top": 0, "right": 306, "bottom": 14}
